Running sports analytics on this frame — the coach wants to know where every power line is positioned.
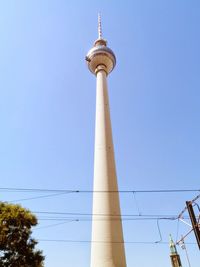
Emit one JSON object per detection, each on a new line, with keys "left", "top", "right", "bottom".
{"left": 3, "top": 209, "right": 191, "bottom": 220}
{"left": 37, "top": 217, "right": 177, "bottom": 222}
{"left": 33, "top": 217, "right": 177, "bottom": 232}
{"left": 9, "top": 192, "right": 72, "bottom": 203}
{"left": 36, "top": 211, "right": 174, "bottom": 216}
{"left": 35, "top": 219, "right": 79, "bottom": 230}
{"left": 38, "top": 239, "right": 197, "bottom": 245}
{"left": 0, "top": 187, "right": 199, "bottom": 194}
{"left": 34, "top": 211, "right": 189, "bottom": 218}
{"left": 2, "top": 187, "right": 199, "bottom": 204}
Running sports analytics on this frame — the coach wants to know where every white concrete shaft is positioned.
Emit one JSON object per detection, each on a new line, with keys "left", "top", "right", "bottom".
{"left": 90, "top": 69, "right": 127, "bottom": 267}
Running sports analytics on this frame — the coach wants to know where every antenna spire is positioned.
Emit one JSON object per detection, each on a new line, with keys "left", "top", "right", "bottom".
{"left": 98, "top": 13, "right": 102, "bottom": 39}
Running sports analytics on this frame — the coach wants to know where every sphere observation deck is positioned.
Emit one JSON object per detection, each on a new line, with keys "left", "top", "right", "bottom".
{"left": 86, "top": 38, "right": 116, "bottom": 75}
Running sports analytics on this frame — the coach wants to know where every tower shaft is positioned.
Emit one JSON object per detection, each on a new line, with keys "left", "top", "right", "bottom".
{"left": 90, "top": 68, "right": 126, "bottom": 267}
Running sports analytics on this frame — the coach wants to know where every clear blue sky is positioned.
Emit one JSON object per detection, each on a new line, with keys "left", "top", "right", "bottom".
{"left": 0, "top": 1, "right": 200, "bottom": 266}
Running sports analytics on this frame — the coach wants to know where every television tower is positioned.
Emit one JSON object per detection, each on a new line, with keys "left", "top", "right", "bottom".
{"left": 86, "top": 15, "right": 127, "bottom": 267}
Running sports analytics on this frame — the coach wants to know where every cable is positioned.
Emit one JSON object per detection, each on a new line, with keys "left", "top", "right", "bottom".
{"left": 35, "top": 219, "right": 79, "bottom": 230}
{"left": 0, "top": 205, "right": 192, "bottom": 221}
{"left": 176, "top": 219, "right": 180, "bottom": 242}
{"left": 37, "top": 217, "right": 177, "bottom": 222}
{"left": 33, "top": 211, "right": 188, "bottom": 220}
{"left": 34, "top": 211, "right": 182, "bottom": 218}
{"left": 36, "top": 214, "right": 189, "bottom": 222}
{"left": 155, "top": 219, "right": 162, "bottom": 243}
{"left": 0, "top": 187, "right": 199, "bottom": 194}
{"left": 2, "top": 209, "right": 190, "bottom": 219}
{"left": 9, "top": 192, "right": 73, "bottom": 203}
{"left": 132, "top": 191, "right": 141, "bottom": 215}
{"left": 37, "top": 239, "right": 197, "bottom": 245}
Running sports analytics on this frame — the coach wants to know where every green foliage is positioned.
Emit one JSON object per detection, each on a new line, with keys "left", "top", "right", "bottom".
{"left": 0, "top": 202, "right": 44, "bottom": 267}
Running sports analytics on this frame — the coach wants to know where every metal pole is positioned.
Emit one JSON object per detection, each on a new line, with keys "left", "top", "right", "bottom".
{"left": 186, "top": 201, "right": 200, "bottom": 249}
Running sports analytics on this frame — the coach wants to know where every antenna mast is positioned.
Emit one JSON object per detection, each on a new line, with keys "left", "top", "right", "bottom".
{"left": 98, "top": 13, "right": 102, "bottom": 39}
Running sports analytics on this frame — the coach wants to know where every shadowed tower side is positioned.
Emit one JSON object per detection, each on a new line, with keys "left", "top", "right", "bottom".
{"left": 86, "top": 15, "right": 127, "bottom": 267}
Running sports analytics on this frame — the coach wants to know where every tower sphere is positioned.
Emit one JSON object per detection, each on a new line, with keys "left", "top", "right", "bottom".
{"left": 86, "top": 38, "right": 116, "bottom": 75}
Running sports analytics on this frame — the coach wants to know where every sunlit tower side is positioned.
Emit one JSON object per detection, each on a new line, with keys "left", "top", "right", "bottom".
{"left": 169, "top": 235, "right": 182, "bottom": 267}
{"left": 86, "top": 15, "right": 127, "bottom": 267}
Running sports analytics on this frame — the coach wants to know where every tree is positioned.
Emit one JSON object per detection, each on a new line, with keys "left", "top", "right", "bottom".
{"left": 0, "top": 202, "right": 45, "bottom": 267}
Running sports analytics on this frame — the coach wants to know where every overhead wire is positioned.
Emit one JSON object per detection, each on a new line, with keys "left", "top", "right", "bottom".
{"left": 37, "top": 217, "right": 177, "bottom": 222}
{"left": 37, "top": 239, "right": 197, "bottom": 245}
{"left": 155, "top": 219, "right": 163, "bottom": 243}
{"left": 1, "top": 188, "right": 198, "bottom": 246}
{"left": 0, "top": 208, "right": 190, "bottom": 220}
{"left": 0, "top": 187, "right": 199, "bottom": 194}
{"left": 132, "top": 191, "right": 141, "bottom": 216}
{"left": 34, "top": 211, "right": 190, "bottom": 219}
{"left": 35, "top": 219, "right": 79, "bottom": 230}
{"left": 9, "top": 192, "right": 74, "bottom": 203}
